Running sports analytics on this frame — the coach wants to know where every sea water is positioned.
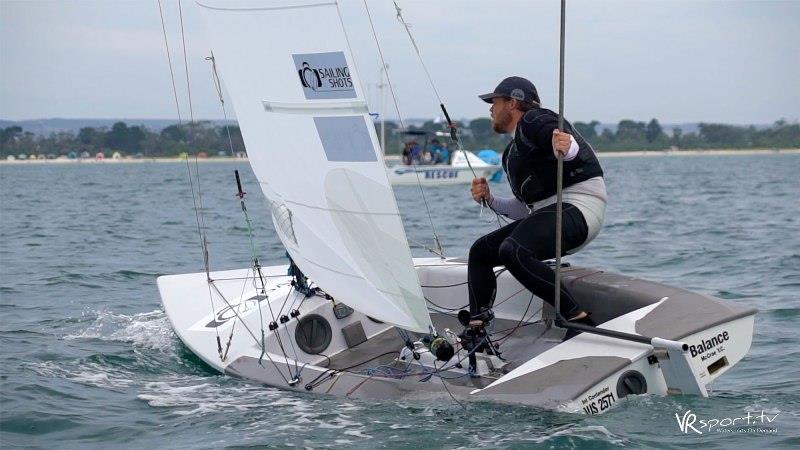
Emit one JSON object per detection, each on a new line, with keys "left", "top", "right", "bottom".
{"left": 1, "top": 154, "right": 798, "bottom": 449}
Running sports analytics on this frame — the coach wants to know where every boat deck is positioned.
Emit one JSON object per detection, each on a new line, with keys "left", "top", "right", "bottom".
{"left": 326, "top": 313, "right": 564, "bottom": 377}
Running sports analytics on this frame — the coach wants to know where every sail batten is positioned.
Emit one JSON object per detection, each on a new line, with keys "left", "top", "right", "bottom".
{"left": 262, "top": 100, "right": 369, "bottom": 115}
{"left": 198, "top": 0, "right": 432, "bottom": 332}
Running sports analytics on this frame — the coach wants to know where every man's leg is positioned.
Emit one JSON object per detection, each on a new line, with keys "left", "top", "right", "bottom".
{"left": 467, "top": 221, "right": 518, "bottom": 315}
{"left": 497, "top": 203, "right": 588, "bottom": 318}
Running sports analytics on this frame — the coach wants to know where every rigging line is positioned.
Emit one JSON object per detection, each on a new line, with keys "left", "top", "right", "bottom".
{"left": 406, "top": 237, "right": 444, "bottom": 258}
{"left": 205, "top": 52, "right": 236, "bottom": 156}
{"left": 361, "top": 0, "right": 444, "bottom": 256}
{"left": 156, "top": 0, "right": 183, "bottom": 125}
{"left": 392, "top": 1, "right": 502, "bottom": 228}
{"left": 271, "top": 326, "right": 298, "bottom": 380}
{"left": 177, "top": 0, "right": 195, "bottom": 126}
{"left": 208, "top": 280, "right": 292, "bottom": 385}
{"left": 276, "top": 285, "right": 294, "bottom": 319}
{"left": 234, "top": 172, "right": 271, "bottom": 362}
{"left": 184, "top": 159, "right": 222, "bottom": 357}
{"left": 554, "top": 0, "right": 567, "bottom": 322}
{"left": 495, "top": 314, "right": 544, "bottom": 344}
{"left": 194, "top": 156, "right": 211, "bottom": 275}
{"left": 222, "top": 267, "right": 256, "bottom": 361}
{"left": 433, "top": 360, "right": 467, "bottom": 410}
{"left": 273, "top": 287, "right": 303, "bottom": 377}
{"left": 493, "top": 294, "right": 535, "bottom": 344}
{"left": 305, "top": 349, "right": 399, "bottom": 391}
{"left": 420, "top": 268, "right": 507, "bottom": 289}
{"left": 346, "top": 374, "right": 375, "bottom": 397}
{"left": 428, "top": 335, "right": 489, "bottom": 377}
{"left": 392, "top": 1, "right": 441, "bottom": 102}
{"left": 207, "top": 282, "right": 261, "bottom": 344}
{"left": 424, "top": 285, "right": 524, "bottom": 313}
{"left": 282, "top": 290, "right": 304, "bottom": 319}
{"left": 279, "top": 320, "right": 302, "bottom": 378}
{"left": 287, "top": 289, "right": 306, "bottom": 313}
{"left": 410, "top": 159, "right": 444, "bottom": 256}
{"left": 306, "top": 369, "right": 336, "bottom": 390}
{"left": 201, "top": 275, "right": 289, "bottom": 282}
{"left": 233, "top": 172, "right": 297, "bottom": 380}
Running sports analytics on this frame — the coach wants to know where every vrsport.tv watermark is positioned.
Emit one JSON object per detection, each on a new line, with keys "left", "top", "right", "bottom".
{"left": 675, "top": 409, "right": 779, "bottom": 434}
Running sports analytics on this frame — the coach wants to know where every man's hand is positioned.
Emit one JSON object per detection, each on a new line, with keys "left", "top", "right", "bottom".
{"left": 552, "top": 129, "right": 572, "bottom": 157}
{"left": 471, "top": 177, "right": 492, "bottom": 204}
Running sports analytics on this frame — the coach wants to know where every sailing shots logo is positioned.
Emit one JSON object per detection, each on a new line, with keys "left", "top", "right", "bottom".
{"left": 675, "top": 409, "right": 779, "bottom": 435}
{"left": 298, "top": 62, "right": 322, "bottom": 90}
{"left": 292, "top": 51, "right": 356, "bottom": 100}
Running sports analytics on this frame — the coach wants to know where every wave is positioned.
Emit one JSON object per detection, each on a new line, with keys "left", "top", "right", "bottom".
{"left": 27, "top": 360, "right": 137, "bottom": 391}
{"left": 137, "top": 377, "right": 281, "bottom": 416}
{"left": 64, "top": 309, "right": 177, "bottom": 353}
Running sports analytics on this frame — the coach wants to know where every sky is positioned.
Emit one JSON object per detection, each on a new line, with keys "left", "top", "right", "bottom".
{"left": 1, "top": 0, "right": 798, "bottom": 125}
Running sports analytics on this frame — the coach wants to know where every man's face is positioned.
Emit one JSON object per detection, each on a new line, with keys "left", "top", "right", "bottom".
{"left": 490, "top": 97, "right": 514, "bottom": 134}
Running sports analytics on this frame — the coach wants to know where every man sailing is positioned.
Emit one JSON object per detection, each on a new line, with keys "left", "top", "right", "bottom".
{"left": 469, "top": 76, "right": 607, "bottom": 340}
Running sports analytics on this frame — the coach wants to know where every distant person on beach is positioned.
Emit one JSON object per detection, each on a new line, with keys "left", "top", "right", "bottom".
{"left": 468, "top": 76, "right": 607, "bottom": 340}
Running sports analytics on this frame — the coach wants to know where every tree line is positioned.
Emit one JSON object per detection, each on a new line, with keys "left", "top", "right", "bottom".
{"left": 0, "top": 121, "right": 245, "bottom": 158}
{"left": 445, "top": 118, "right": 799, "bottom": 153}
{"left": 1, "top": 118, "right": 797, "bottom": 158}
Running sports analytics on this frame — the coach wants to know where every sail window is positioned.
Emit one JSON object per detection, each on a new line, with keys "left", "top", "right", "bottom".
{"left": 314, "top": 116, "right": 377, "bottom": 162}
{"left": 271, "top": 202, "right": 297, "bottom": 245}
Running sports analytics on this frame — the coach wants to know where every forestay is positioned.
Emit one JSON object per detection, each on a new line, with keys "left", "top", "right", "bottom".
{"left": 197, "top": 0, "right": 432, "bottom": 332}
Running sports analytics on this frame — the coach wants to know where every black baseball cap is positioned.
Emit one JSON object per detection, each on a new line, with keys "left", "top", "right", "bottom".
{"left": 479, "top": 76, "right": 540, "bottom": 105}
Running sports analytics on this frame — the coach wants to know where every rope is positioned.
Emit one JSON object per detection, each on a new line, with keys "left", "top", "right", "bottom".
{"left": 494, "top": 294, "right": 538, "bottom": 344}
{"left": 276, "top": 289, "right": 303, "bottom": 377}
{"left": 221, "top": 267, "right": 256, "bottom": 361}
{"left": 205, "top": 52, "right": 237, "bottom": 156}
{"left": 169, "top": 1, "right": 222, "bottom": 356}
{"left": 208, "top": 281, "right": 292, "bottom": 386}
{"left": 156, "top": 0, "right": 182, "bottom": 125}
{"left": 193, "top": 157, "right": 210, "bottom": 276}
{"left": 183, "top": 159, "right": 222, "bottom": 358}
{"left": 235, "top": 173, "right": 302, "bottom": 381}
{"left": 177, "top": 0, "right": 195, "bottom": 125}
{"left": 392, "top": 1, "right": 502, "bottom": 228}
{"left": 274, "top": 286, "right": 294, "bottom": 319}
{"left": 361, "top": 0, "right": 444, "bottom": 257}
{"left": 392, "top": 2, "right": 440, "bottom": 101}
{"left": 407, "top": 237, "right": 445, "bottom": 258}
{"left": 434, "top": 361, "right": 467, "bottom": 410}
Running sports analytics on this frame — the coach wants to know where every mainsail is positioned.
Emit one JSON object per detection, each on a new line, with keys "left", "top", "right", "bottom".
{"left": 197, "top": 0, "right": 432, "bottom": 332}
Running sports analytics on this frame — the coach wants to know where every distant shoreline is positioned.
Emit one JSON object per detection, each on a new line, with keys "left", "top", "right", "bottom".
{"left": 596, "top": 148, "right": 800, "bottom": 157}
{"left": 1, "top": 148, "right": 798, "bottom": 165}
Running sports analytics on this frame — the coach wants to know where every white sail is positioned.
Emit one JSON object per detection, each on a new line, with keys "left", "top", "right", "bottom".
{"left": 197, "top": 0, "right": 432, "bottom": 332}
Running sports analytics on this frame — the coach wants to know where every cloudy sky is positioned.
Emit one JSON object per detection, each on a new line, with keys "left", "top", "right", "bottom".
{"left": 1, "top": 0, "right": 798, "bottom": 124}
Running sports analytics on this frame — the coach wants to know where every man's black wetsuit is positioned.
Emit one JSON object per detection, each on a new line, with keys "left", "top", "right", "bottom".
{"left": 468, "top": 107, "right": 603, "bottom": 317}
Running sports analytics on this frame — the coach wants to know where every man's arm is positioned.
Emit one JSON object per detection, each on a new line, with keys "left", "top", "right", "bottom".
{"left": 522, "top": 116, "right": 579, "bottom": 161}
{"left": 488, "top": 195, "right": 531, "bottom": 220}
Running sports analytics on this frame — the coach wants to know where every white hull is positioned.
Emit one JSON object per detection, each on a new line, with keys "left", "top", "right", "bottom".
{"left": 157, "top": 257, "right": 756, "bottom": 413}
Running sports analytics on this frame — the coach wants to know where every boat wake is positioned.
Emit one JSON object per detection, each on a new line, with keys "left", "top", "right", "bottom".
{"left": 65, "top": 308, "right": 177, "bottom": 352}
{"left": 28, "top": 360, "right": 137, "bottom": 391}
